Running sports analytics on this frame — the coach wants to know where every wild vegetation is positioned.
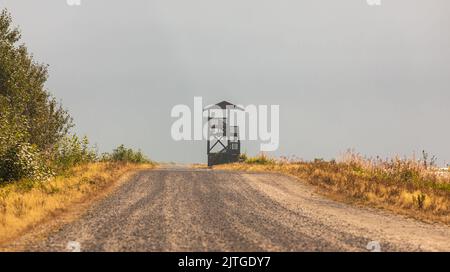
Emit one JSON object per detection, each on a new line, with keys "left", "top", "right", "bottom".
{"left": 0, "top": 8, "right": 152, "bottom": 182}
{"left": 0, "top": 162, "right": 153, "bottom": 245}
{"left": 0, "top": 9, "right": 155, "bottom": 245}
{"left": 0, "top": 8, "right": 73, "bottom": 182}
{"left": 216, "top": 151, "right": 450, "bottom": 224}
{"left": 101, "top": 144, "right": 150, "bottom": 164}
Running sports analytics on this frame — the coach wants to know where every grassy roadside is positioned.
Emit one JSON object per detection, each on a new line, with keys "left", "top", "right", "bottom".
{"left": 0, "top": 162, "right": 155, "bottom": 244}
{"left": 213, "top": 153, "right": 450, "bottom": 225}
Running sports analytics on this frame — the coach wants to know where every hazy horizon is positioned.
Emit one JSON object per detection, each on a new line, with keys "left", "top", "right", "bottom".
{"left": 2, "top": 0, "right": 450, "bottom": 164}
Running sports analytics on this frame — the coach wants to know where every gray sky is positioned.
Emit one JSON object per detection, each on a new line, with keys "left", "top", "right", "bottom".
{"left": 1, "top": 0, "right": 449, "bottom": 164}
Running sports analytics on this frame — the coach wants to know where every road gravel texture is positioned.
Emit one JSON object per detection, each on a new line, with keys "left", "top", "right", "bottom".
{"left": 21, "top": 166, "right": 450, "bottom": 251}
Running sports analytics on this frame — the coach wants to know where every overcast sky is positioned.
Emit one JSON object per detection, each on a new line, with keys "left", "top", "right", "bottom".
{"left": 1, "top": 0, "right": 449, "bottom": 164}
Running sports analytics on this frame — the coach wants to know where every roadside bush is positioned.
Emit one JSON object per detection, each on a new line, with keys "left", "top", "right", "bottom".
{"left": 0, "top": 142, "right": 53, "bottom": 182}
{"left": 1, "top": 10, "right": 152, "bottom": 184}
{"left": 239, "top": 153, "right": 248, "bottom": 162}
{"left": 0, "top": 9, "right": 72, "bottom": 182}
{"left": 0, "top": 109, "right": 29, "bottom": 156}
{"left": 51, "top": 135, "right": 97, "bottom": 171}
{"left": 0, "top": 111, "right": 51, "bottom": 182}
{"left": 102, "top": 145, "right": 149, "bottom": 164}
{"left": 0, "top": 9, "right": 72, "bottom": 152}
{"left": 244, "top": 153, "right": 274, "bottom": 165}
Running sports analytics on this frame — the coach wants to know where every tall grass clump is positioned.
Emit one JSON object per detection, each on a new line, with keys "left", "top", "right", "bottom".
{"left": 241, "top": 153, "right": 275, "bottom": 165}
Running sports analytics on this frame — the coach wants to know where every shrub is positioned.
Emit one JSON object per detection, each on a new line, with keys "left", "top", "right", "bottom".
{"left": 413, "top": 193, "right": 426, "bottom": 210}
{"left": 244, "top": 153, "right": 274, "bottom": 165}
{"left": 102, "top": 145, "right": 150, "bottom": 164}
{"left": 239, "top": 153, "right": 248, "bottom": 162}
{"left": 0, "top": 142, "right": 53, "bottom": 182}
{"left": 0, "top": 9, "right": 72, "bottom": 182}
{"left": 0, "top": 9, "right": 73, "bottom": 152}
{"left": 51, "top": 135, "right": 97, "bottom": 171}
{"left": 0, "top": 113, "right": 54, "bottom": 182}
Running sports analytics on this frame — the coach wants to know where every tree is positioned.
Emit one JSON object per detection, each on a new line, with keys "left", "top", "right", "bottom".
{"left": 0, "top": 9, "right": 72, "bottom": 152}
{"left": 1, "top": 9, "right": 73, "bottom": 181}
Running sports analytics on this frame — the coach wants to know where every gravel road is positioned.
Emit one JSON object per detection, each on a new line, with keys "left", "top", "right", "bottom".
{"left": 22, "top": 166, "right": 450, "bottom": 251}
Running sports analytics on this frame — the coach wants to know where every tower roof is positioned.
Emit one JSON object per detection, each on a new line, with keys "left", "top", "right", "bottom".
{"left": 204, "top": 101, "right": 244, "bottom": 111}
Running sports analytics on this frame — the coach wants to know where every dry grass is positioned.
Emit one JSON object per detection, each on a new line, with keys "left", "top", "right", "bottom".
{"left": 214, "top": 152, "right": 450, "bottom": 224}
{"left": 0, "top": 162, "right": 154, "bottom": 244}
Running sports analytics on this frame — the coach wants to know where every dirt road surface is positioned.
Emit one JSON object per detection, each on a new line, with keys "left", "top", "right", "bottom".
{"left": 16, "top": 166, "right": 450, "bottom": 251}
